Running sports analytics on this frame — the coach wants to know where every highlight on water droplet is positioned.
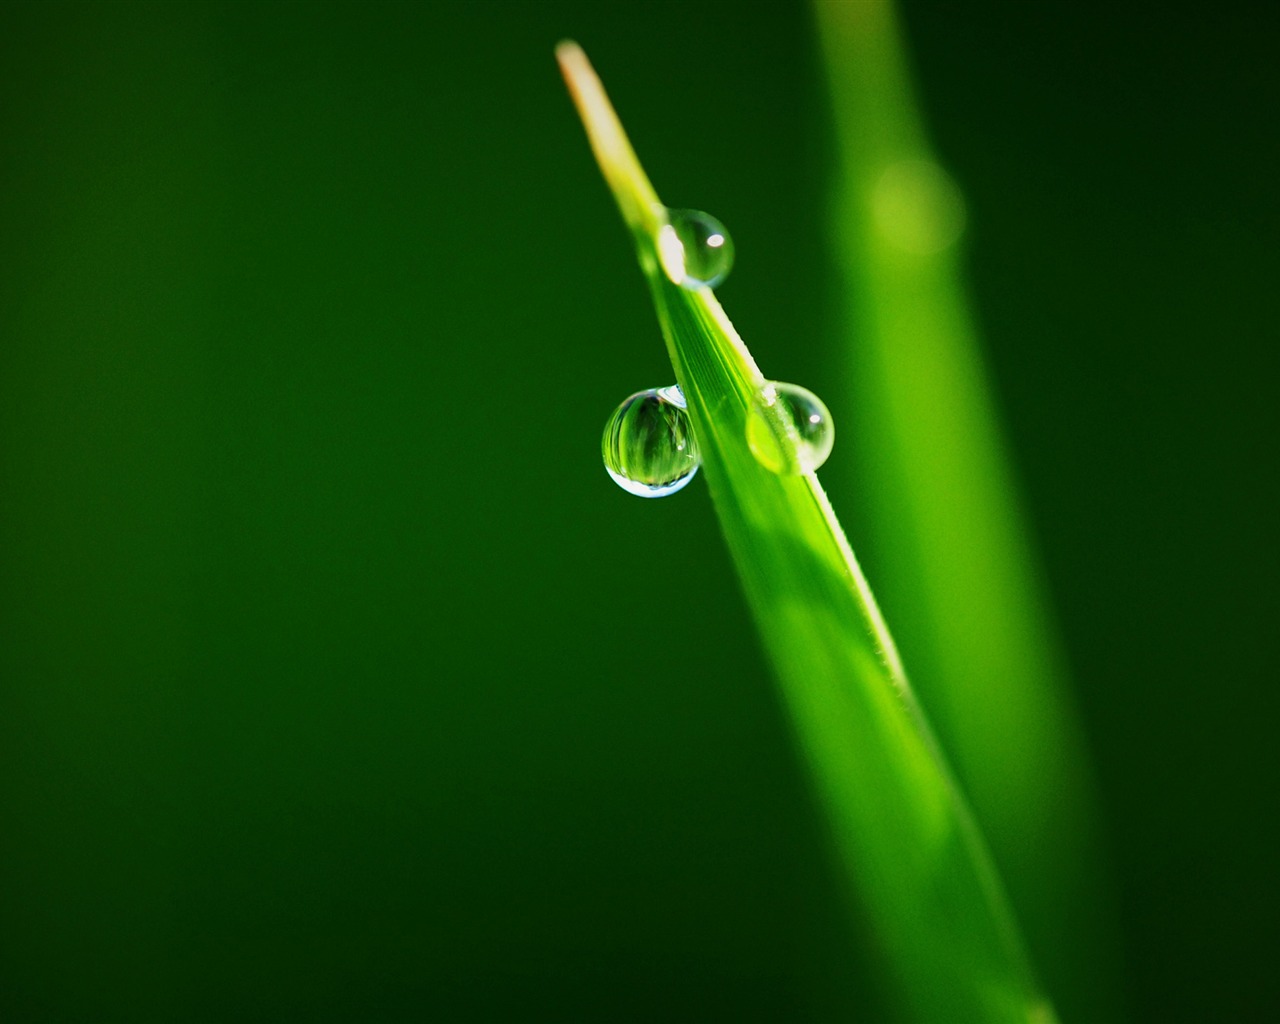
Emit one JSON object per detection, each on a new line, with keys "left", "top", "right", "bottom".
{"left": 745, "top": 381, "right": 835, "bottom": 476}
{"left": 602, "top": 384, "right": 701, "bottom": 497}
{"left": 658, "top": 208, "right": 735, "bottom": 289}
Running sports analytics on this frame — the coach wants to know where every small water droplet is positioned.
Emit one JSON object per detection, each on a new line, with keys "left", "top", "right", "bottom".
{"left": 746, "top": 381, "right": 834, "bottom": 475}
{"left": 602, "top": 384, "right": 700, "bottom": 497}
{"left": 659, "top": 208, "right": 735, "bottom": 289}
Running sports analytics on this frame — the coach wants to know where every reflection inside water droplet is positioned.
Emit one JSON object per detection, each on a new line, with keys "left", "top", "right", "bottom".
{"left": 602, "top": 384, "right": 700, "bottom": 497}
{"left": 659, "top": 208, "right": 735, "bottom": 289}
{"left": 746, "top": 381, "right": 835, "bottom": 475}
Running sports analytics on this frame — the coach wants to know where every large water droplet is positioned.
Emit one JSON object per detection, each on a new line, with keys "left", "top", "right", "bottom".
{"left": 746, "top": 381, "right": 834, "bottom": 475}
{"left": 602, "top": 384, "right": 701, "bottom": 497}
{"left": 658, "top": 208, "right": 735, "bottom": 289}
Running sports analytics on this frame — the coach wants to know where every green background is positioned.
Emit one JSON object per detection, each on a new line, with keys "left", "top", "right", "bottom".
{"left": 1, "top": 1, "right": 1274, "bottom": 1020}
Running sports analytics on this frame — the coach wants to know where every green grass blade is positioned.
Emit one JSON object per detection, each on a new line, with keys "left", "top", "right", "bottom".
{"left": 558, "top": 42, "right": 1053, "bottom": 1024}
{"left": 812, "top": 4, "right": 1120, "bottom": 1018}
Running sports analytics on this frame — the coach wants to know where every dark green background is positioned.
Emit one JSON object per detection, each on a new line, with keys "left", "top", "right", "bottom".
{"left": 1, "top": 2, "right": 1274, "bottom": 1020}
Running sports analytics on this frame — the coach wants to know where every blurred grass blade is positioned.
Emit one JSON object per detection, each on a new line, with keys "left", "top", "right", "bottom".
{"left": 558, "top": 41, "right": 1053, "bottom": 1023}
{"left": 813, "top": 2, "right": 1120, "bottom": 1019}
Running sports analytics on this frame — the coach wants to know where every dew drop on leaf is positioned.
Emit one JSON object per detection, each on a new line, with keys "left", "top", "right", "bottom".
{"left": 659, "top": 208, "right": 735, "bottom": 289}
{"left": 602, "top": 384, "right": 701, "bottom": 497}
{"left": 746, "top": 381, "right": 835, "bottom": 475}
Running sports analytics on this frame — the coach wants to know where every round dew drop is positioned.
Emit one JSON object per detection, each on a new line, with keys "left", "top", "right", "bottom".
{"left": 746, "top": 381, "right": 835, "bottom": 475}
{"left": 659, "top": 208, "right": 735, "bottom": 290}
{"left": 602, "top": 384, "right": 701, "bottom": 497}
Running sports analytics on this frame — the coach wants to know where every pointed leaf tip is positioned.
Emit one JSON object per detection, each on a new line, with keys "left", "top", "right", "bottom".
{"left": 555, "top": 42, "right": 661, "bottom": 234}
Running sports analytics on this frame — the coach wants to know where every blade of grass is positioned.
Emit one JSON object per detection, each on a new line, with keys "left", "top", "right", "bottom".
{"left": 558, "top": 41, "right": 1054, "bottom": 1024}
{"left": 812, "top": 3, "right": 1120, "bottom": 1019}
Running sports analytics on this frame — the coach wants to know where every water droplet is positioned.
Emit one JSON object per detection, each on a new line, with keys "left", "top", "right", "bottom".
{"left": 658, "top": 208, "right": 735, "bottom": 289}
{"left": 746, "top": 381, "right": 834, "bottom": 475}
{"left": 602, "top": 384, "right": 701, "bottom": 497}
